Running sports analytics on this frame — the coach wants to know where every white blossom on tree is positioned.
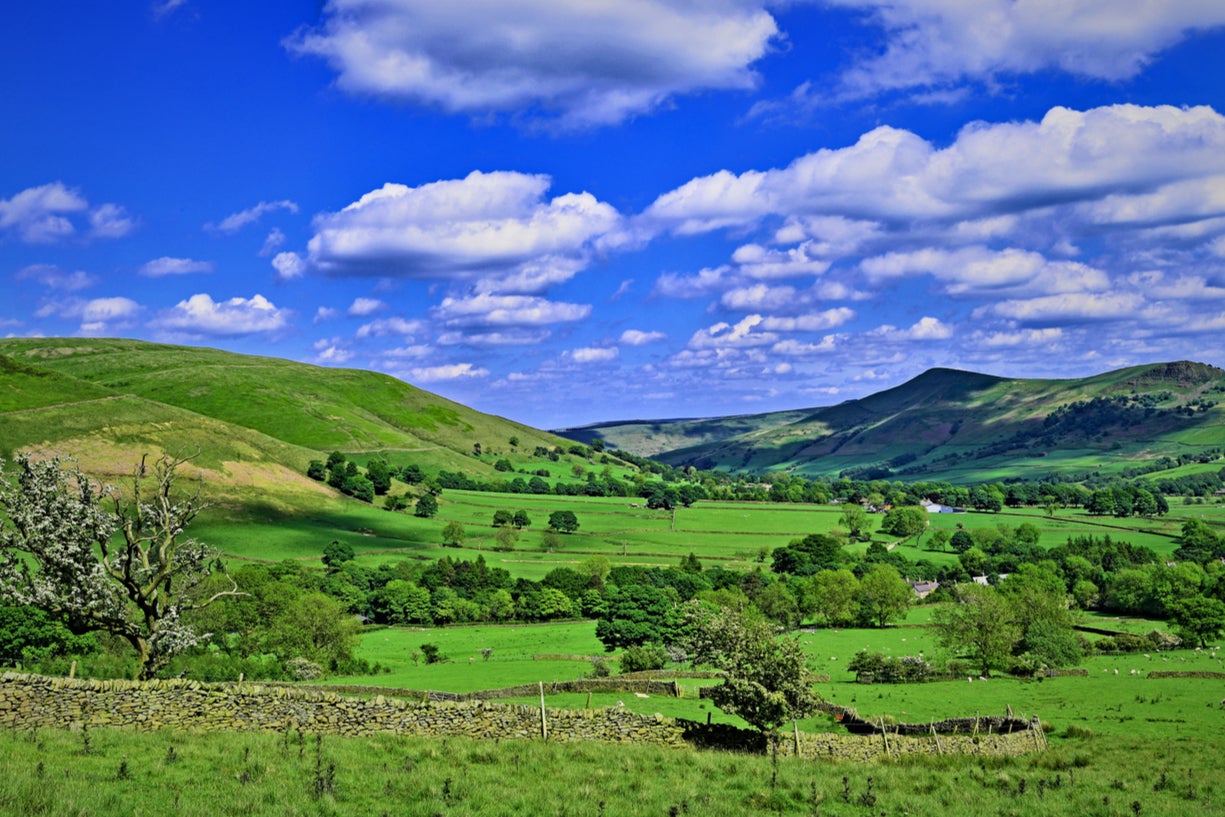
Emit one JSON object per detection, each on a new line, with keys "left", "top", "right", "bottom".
{"left": 0, "top": 452, "right": 243, "bottom": 679}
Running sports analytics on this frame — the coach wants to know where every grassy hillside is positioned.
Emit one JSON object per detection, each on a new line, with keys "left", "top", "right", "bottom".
{"left": 568, "top": 362, "right": 1225, "bottom": 483}
{"left": 0, "top": 337, "right": 583, "bottom": 472}
{"left": 0, "top": 338, "right": 565, "bottom": 468}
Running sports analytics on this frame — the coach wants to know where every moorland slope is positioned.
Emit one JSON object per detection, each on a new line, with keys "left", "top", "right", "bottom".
{"left": 560, "top": 362, "right": 1225, "bottom": 482}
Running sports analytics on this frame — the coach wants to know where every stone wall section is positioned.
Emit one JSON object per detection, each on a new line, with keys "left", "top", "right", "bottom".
{"left": 0, "top": 672, "right": 1040, "bottom": 760}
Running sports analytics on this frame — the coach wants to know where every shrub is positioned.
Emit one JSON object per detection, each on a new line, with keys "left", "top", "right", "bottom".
{"left": 419, "top": 643, "right": 446, "bottom": 664}
{"left": 588, "top": 657, "right": 611, "bottom": 678}
{"left": 620, "top": 643, "right": 667, "bottom": 673}
{"left": 847, "top": 650, "right": 932, "bottom": 683}
{"left": 286, "top": 657, "right": 323, "bottom": 680}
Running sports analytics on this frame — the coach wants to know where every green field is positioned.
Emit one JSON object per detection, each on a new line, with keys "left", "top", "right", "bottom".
{"left": 186, "top": 484, "right": 1207, "bottom": 587}
{"left": 2, "top": 723, "right": 1222, "bottom": 817}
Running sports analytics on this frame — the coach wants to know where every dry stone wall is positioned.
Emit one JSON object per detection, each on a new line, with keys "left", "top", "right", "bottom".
{"left": 0, "top": 672, "right": 1041, "bottom": 760}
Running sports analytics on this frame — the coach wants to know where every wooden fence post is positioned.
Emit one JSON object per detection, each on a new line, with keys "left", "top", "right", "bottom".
{"left": 539, "top": 682, "right": 548, "bottom": 740}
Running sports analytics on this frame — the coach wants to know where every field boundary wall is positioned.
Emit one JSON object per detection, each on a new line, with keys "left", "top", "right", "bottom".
{"left": 0, "top": 672, "right": 1042, "bottom": 760}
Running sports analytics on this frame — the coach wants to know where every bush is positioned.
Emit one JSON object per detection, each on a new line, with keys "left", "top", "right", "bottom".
{"left": 619, "top": 643, "right": 667, "bottom": 673}
{"left": 1096, "top": 633, "right": 1151, "bottom": 653}
{"left": 286, "top": 657, "right": 323, "bottom": 680}
{"left": 847, "top": 650, "right": 932, "bottom": 683}
{"left": 419, "top": 643, "right": 446, "bottom": 664}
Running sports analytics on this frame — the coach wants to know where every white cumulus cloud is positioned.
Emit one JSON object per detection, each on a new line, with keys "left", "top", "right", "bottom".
{"left": 568, "top": 346, "right": 619, "bottom": 364}
{"left": 828, "top": 0, "right": 1225, "bottom": 98}
{"left": 645, "top": 105, "right": 1225, "bottom": 236}
{"left": 15, "top": 264, "right": 97, "bottom": 292}
{"left": 620, "top": 329, "right": 666, "bottom": 346}
{"left": 303, "top": 171, "right": 621, "bottom": 290}
{"left": 272, "top": 251, "right": 306, "bottom": 281}
{"left": 431, "top": 293, "right": 591, "bottom": 327}
{"left": 0, "top": 182, "right": 88, "bottom": 243}
{"left": 151, "top": 293, "right": 292, "bottom": 337}
{"left": 286, "top": 0, "right": 780, "bottom": 128}
{"left": 347, "top": 297, "right": 385, "bottom": 316}
{"left": 410, "top": 362, "right": 490, "bottom": 382}
{"left": 139, "top": 257, "right": 214, "bottom": 277}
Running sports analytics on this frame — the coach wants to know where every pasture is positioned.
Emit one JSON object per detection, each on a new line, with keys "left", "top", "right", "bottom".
{"left": 191, "top": 486, "right": 1203, "bottom": 583}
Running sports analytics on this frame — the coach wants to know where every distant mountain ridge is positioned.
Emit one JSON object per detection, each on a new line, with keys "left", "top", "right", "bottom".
{"left": 558, "top": 362, "right": 1225, "bottom": 483}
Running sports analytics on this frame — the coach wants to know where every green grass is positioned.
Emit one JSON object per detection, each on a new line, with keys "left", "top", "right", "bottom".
{"left": 326, "top": 620, "right": 606, "bottom": 693}
{"left": 2, "top": 713, "right": 1222, "bottom": 816}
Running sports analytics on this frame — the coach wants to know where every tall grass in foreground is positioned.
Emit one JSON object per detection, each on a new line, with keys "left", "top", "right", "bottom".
{"left": 0, "top": 727, "right": 1218, "bottom": 816}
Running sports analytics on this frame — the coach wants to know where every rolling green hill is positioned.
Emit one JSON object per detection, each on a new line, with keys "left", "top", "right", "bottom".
{"left": 0, "top": 337, "right": 576, "bottom": 500}
{"left": 562, "top": 362, "right": 1225, "bottom": 483}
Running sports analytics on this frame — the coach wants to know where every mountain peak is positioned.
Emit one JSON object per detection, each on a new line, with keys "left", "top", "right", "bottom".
{"left": 1124, "top": 360, "right": 1224, "bottom": 389}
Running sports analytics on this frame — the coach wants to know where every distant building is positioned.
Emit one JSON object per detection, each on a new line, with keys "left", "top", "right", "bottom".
{"left": 919, "top": 499, "right": 965, "bottom": 514}
{"left": 909, "top": 580, "right": 940, "bottom": 599}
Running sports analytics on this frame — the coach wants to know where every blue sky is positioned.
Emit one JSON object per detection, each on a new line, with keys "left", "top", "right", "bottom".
{"left": 4, "top": 1, "right": 1225, "bottom": 429}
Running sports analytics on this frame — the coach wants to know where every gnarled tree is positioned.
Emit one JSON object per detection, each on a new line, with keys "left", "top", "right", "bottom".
{"left": 0, "top": 453, "right": 243, "bottom": 680}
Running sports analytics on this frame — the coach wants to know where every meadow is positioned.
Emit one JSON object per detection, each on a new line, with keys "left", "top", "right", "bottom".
{"left": 2, "top": 723, "right": 1222, "bottom": 817}
{"left": 191, "top": 487, "right": 1215, "bottom": 582}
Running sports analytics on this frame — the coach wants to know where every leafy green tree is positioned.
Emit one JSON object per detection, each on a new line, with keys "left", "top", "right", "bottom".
{"left": 321, "top": 540, "right": 355, "bottom": 572}
{"left": 838, "top": 504, "right": 870, "bottom": 541}
{"left": 0, "top": 605, "right": 95, "bottom": 665}
{"left": 857, "top": 563, "right": 911, "bottom": 628}
{"left": 414, "top": 493, "right": 438, "bottom": 518}
{"left": 512, "top": 510, "right": 532, "bottom": 529}
{"left": 548, "top": 510, "right": 580, "bottom": 533}
{"left": 949, "top": 529, "right": 975, "bottom": 553}
{"left": 492, "top": 509, "right": 514, "bottom": 527}
{"left": 754, "top": 580, "right": 799, "bottom": 629}
{"left": 326, "top": 464, "right": 347, "bottom": 490}
{"left": 959, "top": 546, "right": 988, "bottom": 576}
{"left": 529, "top": 587, "right": 576, "bottom": 620}
{"left": 771, "top": 533, "right": 845, "bottom": 576}
{"left": 306, "top": 460, "right": 326, "bottom": 481}
{"left": 595, "top": 584, "right": 682, "bottom": 650}
{"left": 932, "top": 583, "right": 1019, "bottom": 676}
{"left": 365, "top": 458, "right": 392, "bottom": 496}
{"left": 577, "top": 555, "right": 611, "bottom": 584}
{"left": 927, "top": 529, "right": 951, "bottom": 552}
{"left": 541, "top": 528, "right": 563, "bottom": 552}
{"left": 486, "top": 589, "right": 516, "bottom": 620}
{"left": 0, "top": 453, "right": 244, "bottom": 680}
{"left": 342, "top": 474, "right": 375, "bottom": 503}
{"left": 803, "top": 569, "right": 860, "bottom": 627}
{"left": 441, "top": 521, "right": 465, "bottom": 547}
{"left": 684, "top": 603, "right": 821, "bottom": 738}
{"left": 880, "top": 505, "right": 928, "bottom": 546}
{"left": 679, "top": 551, "right": 702, "bottom": 574}
{"left": 372, "top": 580, "right": 432, "bottom": 625}
{"left": 494, "top": 526, "right": 518, "bottom": 552}
{"left": 1176, "top": 518, "right": 1222, "bottom": 562}
{"left": 383, "top": 494, "right": 410, "bottom": 512}
{"left": 1168, "top": 595, "right": 1225, "bottom": 647}
{"left": 264, "top": 592, "right": 358, "bottom": 669}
